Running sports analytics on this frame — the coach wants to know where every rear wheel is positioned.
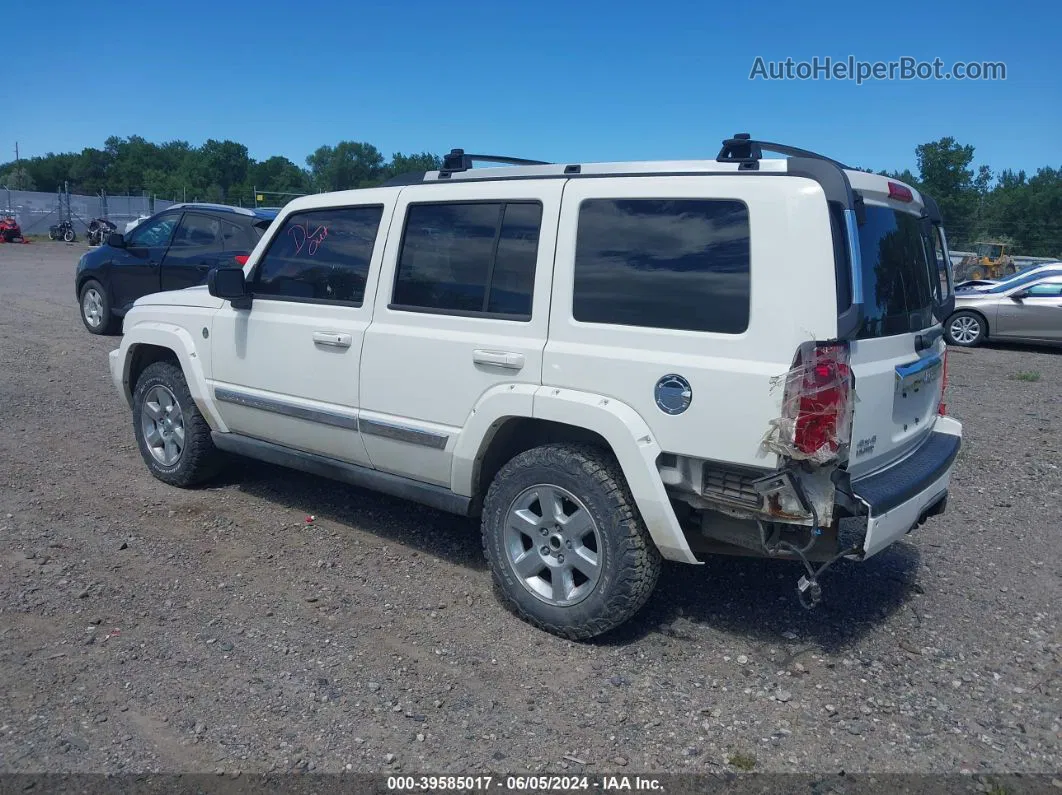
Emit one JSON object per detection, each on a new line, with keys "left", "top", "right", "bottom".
{"left": 945, "top": 310, "right": 987, "bottom": 347}
{"left": 79, "top": 280, "right": 118, "bottom": 335}
{"left": 481, "top": 443, "right": 661, "bottom": 640}
{"left": 132, "top": 361, "right": 223, "bottom": 487}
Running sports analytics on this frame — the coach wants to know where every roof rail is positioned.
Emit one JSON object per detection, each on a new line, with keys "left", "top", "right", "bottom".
{"left": 440, "top": 148, "right": 551, "bottom": 174}
{"left": 716, "top": 133, "right": 849, "bottom": 170}
{"left": 165, "top": 202, "right": 258, "bottom": 217}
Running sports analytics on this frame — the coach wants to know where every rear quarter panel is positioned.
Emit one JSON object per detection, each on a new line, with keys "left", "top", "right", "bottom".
{"left": 544, "top": 176, "right": 838, "bottom": 469}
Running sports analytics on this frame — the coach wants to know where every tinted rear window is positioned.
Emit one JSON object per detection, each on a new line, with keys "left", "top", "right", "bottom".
{"left": 392, "top": 201, "right": 542, "bottom": 318}
{"left": 572, "top": 199, "right": 751, "bottom": 334}
{"left": 856, "top": 206, "right": 936, "bottom": 338}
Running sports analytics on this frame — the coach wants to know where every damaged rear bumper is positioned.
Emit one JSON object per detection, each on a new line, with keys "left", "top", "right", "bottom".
{"left": 847, "top": 416, "right": 962, "bottom": 558}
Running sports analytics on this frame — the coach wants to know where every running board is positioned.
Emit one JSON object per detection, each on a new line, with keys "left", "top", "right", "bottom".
{"left": 210, "top": 432, "right": 472, "bottom": 517}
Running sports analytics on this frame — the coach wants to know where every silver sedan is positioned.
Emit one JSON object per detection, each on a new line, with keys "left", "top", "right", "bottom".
{"left": 945, "top": 274, "right": 1062, "bottom": 348}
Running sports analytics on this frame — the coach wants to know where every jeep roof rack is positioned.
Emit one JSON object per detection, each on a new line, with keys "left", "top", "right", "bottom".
{"left": 440, "top": 148, "right": 552, "bottom": 173}
{"left": 716, "top": 133, "right": 850, "bottom": 170}
{"left": 378, "top": 135, "right": 857, "bottom": 208}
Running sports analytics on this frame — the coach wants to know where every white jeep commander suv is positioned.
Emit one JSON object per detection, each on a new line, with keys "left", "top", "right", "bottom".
{"left": 109, "top": 135, "right": 963, "bottom": 639}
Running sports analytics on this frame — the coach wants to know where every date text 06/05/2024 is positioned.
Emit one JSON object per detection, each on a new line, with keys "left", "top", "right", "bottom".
{"left": 385, "top": 775, "right": 665, "bottom": 791}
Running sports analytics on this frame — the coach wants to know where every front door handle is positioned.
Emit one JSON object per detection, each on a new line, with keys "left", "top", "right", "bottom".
{"left": 473, "top": 349, "right": 525, "bottom": 370}
{"left": 313, "top": 331, "right": 353, "bottom": 349}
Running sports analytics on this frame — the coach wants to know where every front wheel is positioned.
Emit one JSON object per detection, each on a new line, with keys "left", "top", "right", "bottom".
{"left": 63, "top": 227, "right": 76, "bottom": 243}
{"left": 481, "top": 444, "right": 662, "bottom": 640}
{"left": 945, "top": 310, "right": 987, "bottom": 347}
{"left": 48, "top": 230, "right": 56, "bottom": 240}
{"left": 132, "top": 360, "right": 223, "bottom": 487}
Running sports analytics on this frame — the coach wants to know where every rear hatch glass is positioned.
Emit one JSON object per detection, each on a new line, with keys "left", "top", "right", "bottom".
{"left": 856, "top": 207, "right": 937, "bottom": 339}
{"left": 845, "top": 203, "right": 946, "bottom": 479}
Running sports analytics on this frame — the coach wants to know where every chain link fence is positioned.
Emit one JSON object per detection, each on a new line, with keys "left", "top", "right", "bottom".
{"left": 1, "top": 188, "right": 176, "bottom": 238}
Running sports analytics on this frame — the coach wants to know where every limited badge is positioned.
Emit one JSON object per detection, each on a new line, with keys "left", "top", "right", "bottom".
{"left": 654, "top": 374, "right": 692, "bottom": 415}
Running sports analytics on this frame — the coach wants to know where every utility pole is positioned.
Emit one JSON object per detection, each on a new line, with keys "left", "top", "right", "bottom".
{"left": 14, "top": 142, "right": 21, "bottom": 190}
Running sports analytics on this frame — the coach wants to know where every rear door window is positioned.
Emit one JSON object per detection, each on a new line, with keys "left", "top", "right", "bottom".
{"left": 169, "top": 213, "right": 223, "bottom": 253}
{"left": 392, "top": 201, "right": 542, "bottom": 319}
{"left": 220, "top": 220, "right": 255, "bottom": 252}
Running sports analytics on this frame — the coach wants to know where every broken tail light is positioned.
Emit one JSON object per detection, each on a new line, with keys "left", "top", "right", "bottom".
{"left": 779, "top": 342, "right": 853, "bottom": 464}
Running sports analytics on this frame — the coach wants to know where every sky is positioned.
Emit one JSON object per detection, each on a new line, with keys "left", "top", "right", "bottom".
{"left": 2, "top": 0, "right": 1059, "bottom": 177}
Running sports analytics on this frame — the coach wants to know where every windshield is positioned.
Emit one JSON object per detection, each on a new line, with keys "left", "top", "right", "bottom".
{"left": 985, "top": 266, "right": 1062, "bottom": 294}
{"left": 976, "top": 243, "right": 1003, "bottom": 258}
{"left": 855, "top": 206, "right": 939, "bottom": 338}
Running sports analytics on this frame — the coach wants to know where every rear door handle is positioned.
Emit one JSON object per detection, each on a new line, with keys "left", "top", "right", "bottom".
{"left": 313, "top": 331, "right": 353, "bottom": 349}
{"left": 473, "top": 349, "right": 525, "bottom": 370}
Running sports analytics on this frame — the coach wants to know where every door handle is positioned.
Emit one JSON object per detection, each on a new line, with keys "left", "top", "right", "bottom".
{"left": 473, "top": 349, "right": 525, "bottom": 370}
{"left": 313, "top": 331, "right": 353, "bottom": 349}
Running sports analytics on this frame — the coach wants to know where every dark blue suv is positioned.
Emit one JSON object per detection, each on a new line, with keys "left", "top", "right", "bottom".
{"left": 75, "top": 203, "right": 278, "bottom": 335}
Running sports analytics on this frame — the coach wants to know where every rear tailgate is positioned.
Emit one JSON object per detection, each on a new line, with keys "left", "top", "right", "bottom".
{"left": 841, "top": 175, "right": 948, "bottom": 481}
{"left": 847, "top": 335, "right": 944, "bottom": 478}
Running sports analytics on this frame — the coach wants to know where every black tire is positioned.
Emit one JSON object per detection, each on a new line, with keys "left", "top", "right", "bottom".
{"left": 481, "top": 443, "right": 662, "bottom": 640}
{"left": 78, "top": 279, "right": 119, "bottom": 335}
{"left": 48, "top": 230, "right": 56, "bottom": 240}
{"left": 131, "top": 360, "right": 223, "bottom": 487}
{"left": 944, "top": 310, "right": 987, "bottom": 348}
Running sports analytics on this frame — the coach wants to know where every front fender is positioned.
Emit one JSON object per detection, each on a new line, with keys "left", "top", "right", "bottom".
{"left": 110, "top": 321, "right": 229, "bottom": 433}
{"left": 533, "top": 388, "right": 699, "bottom": 564}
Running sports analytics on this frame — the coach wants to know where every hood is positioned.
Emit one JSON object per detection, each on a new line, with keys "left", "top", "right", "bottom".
{"left": 133, "top": 285, "right": 224, "bottom": 310}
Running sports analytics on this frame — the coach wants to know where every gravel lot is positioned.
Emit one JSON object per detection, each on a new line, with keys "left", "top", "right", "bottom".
{"left": 1, "top": 241, "right": 1059, "bottom": 779}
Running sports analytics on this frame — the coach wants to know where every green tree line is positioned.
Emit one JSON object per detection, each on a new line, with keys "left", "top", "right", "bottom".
{"left": 875, "top": 137, "right": 1061, "bottom": 258}
{"left": 0, "top": 135, "right": 440, "bottom": 209}
{"left": 2, "top": 135, "right": 1060, "bottom": 256}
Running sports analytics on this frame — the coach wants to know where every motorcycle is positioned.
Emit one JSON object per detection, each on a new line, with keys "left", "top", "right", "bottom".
{"left": 87, "top": 218, "right": 117, "bottom": 246}
{"left": 49, "top": 219, "right": 77, "bottom": 243}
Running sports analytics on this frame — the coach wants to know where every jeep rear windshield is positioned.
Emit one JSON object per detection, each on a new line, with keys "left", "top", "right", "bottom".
{"left": 854, "top": 205, "right": 937, "bottom": 339}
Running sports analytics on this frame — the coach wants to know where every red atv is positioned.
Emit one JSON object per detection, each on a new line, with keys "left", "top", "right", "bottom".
{"left": 0, "top": 214, "right": 25, "bottom": 243}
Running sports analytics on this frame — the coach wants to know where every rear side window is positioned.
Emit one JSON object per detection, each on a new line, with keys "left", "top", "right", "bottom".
{"left": 219, "top": 219, "right": 254, "bottom": 252}
{"left": 392, "top": 201, "right": 542, "bottom": 319}
{"left": 856, "top": 207, "right": 936, "bottom": 337}
{"left": 253, "top": 206, "right": 383, "bottom": 305}
{"left": 573, "top": 199, "right": 751, "bottom": 334}
{"left": 170, "top": 213, "right": 223, "bottom": 250}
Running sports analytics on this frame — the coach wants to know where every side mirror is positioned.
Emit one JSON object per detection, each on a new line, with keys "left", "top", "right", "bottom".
{"left": 208, "top": 267, "right": 252, "bottom": 309}
{"left": 1010, "top": 291, "right": 1026, "bottom": 302}
{"left": 107, "top": 232, "right": 127, "bottom": 248}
